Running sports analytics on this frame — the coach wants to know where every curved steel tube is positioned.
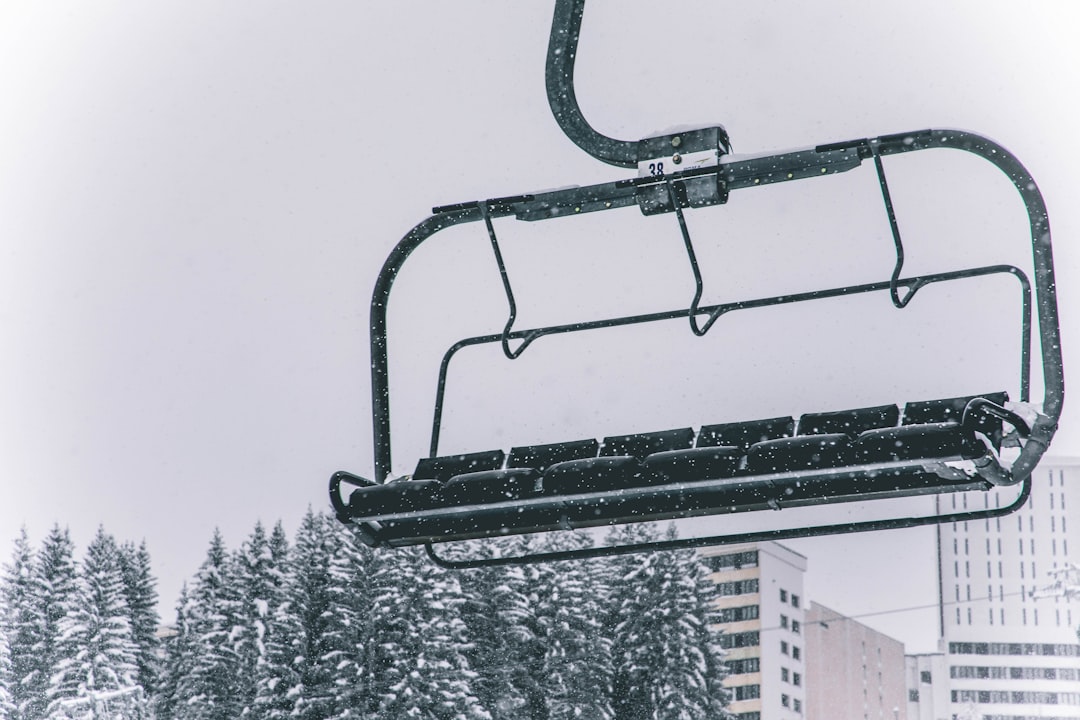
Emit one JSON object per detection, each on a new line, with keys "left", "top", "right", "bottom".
{"left": 546, "top": 0, "right": 638, "bottom": 167}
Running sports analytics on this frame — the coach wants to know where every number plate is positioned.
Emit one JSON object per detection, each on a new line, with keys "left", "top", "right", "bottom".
{"left": 637, "top": 148, "right": 719, "bottom": 178}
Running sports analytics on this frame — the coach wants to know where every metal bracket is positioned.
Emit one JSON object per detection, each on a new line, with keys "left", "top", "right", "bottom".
{"left": 635, "top": 127, "right": 730, "bottom": 215}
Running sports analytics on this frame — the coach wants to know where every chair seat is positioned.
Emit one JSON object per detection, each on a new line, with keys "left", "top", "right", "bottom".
{"left": 348, "top": 479, "right": 443, "bottom": 519}
{"left": 440, "top": 468, "right": 541, "bottom": 504}
{"left": 854, "top": 422, "right": 986, "bottom": 462}
{"left": 644, "top": 446, "right": 744, "bottom": 481}
{"left": 747, "top": 434, "right": 851, "bottom": 474}
{"left": 541, "top": 456, "right": 650, "bottom": 495}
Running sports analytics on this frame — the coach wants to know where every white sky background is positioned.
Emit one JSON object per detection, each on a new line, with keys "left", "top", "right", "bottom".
{"left": 1, "top": 0, "right": 1078, "bottom": 653}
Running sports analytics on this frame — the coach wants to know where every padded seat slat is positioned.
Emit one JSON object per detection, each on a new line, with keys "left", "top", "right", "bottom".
{"left": 440, "top": 468, "right": 541, "bottom": 504}
{"left": 348, "top": 479, "right": 442, "bottom": 518}
{"left": 698, "top": 417, "right": 794, "bottom": 450}
{"left": 747, "top": 433, "right": 851, "bottom": 473}
{"left": 902, "top": 392, "right": 1008, "bottom": 449}
{"left": 414, "top": 450, "right": 506, "bottom": 482}
{"left": 798, "top": 404, "right": 899, "bottom": 437}
{"left": 644, "top": 446, "right": 743, "bottom": 481}
{"left": 601, "top": 428, "right": 695, "bottom": 458}
{"left": 854, "top": 422, "right": 986, "bottom": 463}
{"left": 541, "top": 456, "right": 650, "bottom": 495}
{"left": 507, "top": 439, "right": 599, "bottom": 470}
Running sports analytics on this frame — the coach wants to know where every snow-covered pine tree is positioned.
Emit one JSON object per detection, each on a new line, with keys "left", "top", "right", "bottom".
{"left": 603, "top": 523, "right": 661, "bottom": 720}
{"left": 456, "top": 537, "right": 539, "bottom": 719}
{"left": 46, "top": 526, "right": 148, "bottom": 720}
{"left": 287, "top": 511, "right": 371, "bottom": 720}
{"left": 179, "top": 529, "right": 243, "bottom": 720}
{"left": 607, "top": 525, "right": 728, "bottom": 720}
{"left": 156, "top": 583, "right": 201, "bottom": 720}
{"left": 233, "top": 521, "right": 293, "bottom": 719}
{"left": 323, "top": 520, "right": 378, "bottom": 719}
{"left": 1, "top": 528, "right": 38, "bottom": 720}
{"left": 30, "top": 526, "right": 81, "bottom": 720}
{"left": 537, "top": 532, "right": 614, "bottom": 720}
{"left": 685, "top": 547, "right": 730, "bottom": 717}
{"left": 368, "top": 546, "right": 489, "bottom": 720}
{"left": 117, "top": 540, "right": 161, "bottom": 700}
{"left": 249, "top": 521, "right": 303, "bottom": 720}
{"left": 0, "top": 609, "right": 16, "bottom": 720}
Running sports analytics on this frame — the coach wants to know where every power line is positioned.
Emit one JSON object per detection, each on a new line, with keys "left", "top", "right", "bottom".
{"left": 747, "top": 588, "right": 1037, "bottom": 634}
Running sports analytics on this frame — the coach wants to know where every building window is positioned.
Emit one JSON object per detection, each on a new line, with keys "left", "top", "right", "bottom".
{"left": 793, "top": 672, "right": 801, "bottom": 687}
{"left": 734, "top": 685, "right": 760, "bottom": 701}
{"left": 781, "top": 668, "right": 789, "bottom": 682}
{"left": 781, "top": 640, "right": 789, "bottom": 655}
{"left": 920, "top": 670, "right": 931, "bottom": 683}
{"left": 909, "top": 689, "right": 919, "bottom": 702}
{"left": 793, "top": 699, "right": 802, "bottom": 714}
{"left": 718, "top": 605, "right": 760, "bottom": 623}
{"left": 727, "top": 658, "right": 761, "bottom": 674}
{"left": 781, "top": 589, "right": 788, "bottom": 603}
{"left": 780, "top": 615, "right": 789, "bottom": 629}
{"left": 792, "top": 646, "right": 801, "bottom": 661}
{"left": 705, "top": 550, "right": 759, "bottom": 571}
{"left": 791, "top": 594, "right": 800, "bottom": 608}
{"left": 716, "top": 579, "right": 761, "bottom": 596}
{"left": 792, "top": 620, "right": 801, "bottom": 634}
{"left": 719, "top": 631, "right": 760, "bottom": 649}
{"left": 781, "top": 694, "right": 790, "bottom": 708}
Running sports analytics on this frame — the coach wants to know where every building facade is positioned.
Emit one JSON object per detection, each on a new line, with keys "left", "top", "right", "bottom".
{"left": 936, "top": 458, "right": 1080, "bottom": 720}
{"left": 905, "top": 653, "right": 950, "bottom": 720}
{"left": 805, "top": 602, "right": 908, "bottom": 720}
{"left": 700, "top": 542, "right": 808, "bottom": 720}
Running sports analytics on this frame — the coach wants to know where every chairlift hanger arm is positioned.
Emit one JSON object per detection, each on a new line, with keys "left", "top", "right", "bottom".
{"left": 546, "top": 0, "right": 638, "bottom": 168}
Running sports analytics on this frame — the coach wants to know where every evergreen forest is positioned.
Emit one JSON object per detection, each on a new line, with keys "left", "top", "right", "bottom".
{"left": 0, "top": 513, "right": 731, "bottom": 720}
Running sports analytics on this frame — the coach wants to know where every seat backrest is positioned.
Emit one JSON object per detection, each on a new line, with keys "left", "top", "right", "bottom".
{"left": 697, "top": 417, "right": 794, "bottom": 451}
{"left": 797, "top": 404, "right": 899, "bottom": 437}
{"left": 414, "top": 450, "right": 506, "bottom": 482}
{"left": 507, "top": 439, "right": 599, "bottom": 470}
{"left": 600, "top": 428, "right": 695, "bottom": 458}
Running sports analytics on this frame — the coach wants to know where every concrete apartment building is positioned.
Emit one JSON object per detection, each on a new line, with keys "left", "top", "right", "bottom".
{"left": 804, "top": 602, "right": 908, "bottom": 720}
{"left": 930, "top": 458, "right": 1080, "bottom": 720}
{"left": 700, "top": 542, "right": 808, "bottom": 720}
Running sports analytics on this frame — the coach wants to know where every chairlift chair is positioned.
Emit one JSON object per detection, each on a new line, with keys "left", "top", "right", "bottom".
{"left": 328, "top": 0, "right": 1063, "bottom": 568}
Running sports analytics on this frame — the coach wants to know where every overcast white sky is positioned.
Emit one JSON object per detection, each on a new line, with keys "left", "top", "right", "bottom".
{"left": 1, "top": 0, "right": 1078, "bottom": 653}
